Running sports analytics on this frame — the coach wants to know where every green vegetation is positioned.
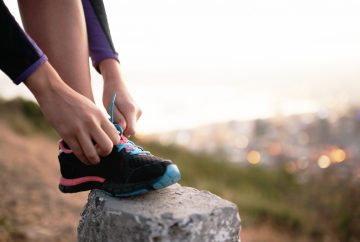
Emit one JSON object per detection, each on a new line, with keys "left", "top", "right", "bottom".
{"left": 0, "top": 97, "right": 57, "bottom": 138}
{"left": 0, "top": 97, "right": 359, "bottom": 241}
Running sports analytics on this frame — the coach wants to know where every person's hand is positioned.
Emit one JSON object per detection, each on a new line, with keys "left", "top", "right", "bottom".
{"left": 25, "top": 62, "right": 120, "bottom": 165}
{"left": 99, "top": 59, "right": 142, "bottom": 137}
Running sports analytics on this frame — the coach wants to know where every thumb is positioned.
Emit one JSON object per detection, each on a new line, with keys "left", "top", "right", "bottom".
{"left": 114, "top": 106, "right": 127, "bottom": 131}
{"left": 122, "top": 109, "right": 137, "bottom": 137}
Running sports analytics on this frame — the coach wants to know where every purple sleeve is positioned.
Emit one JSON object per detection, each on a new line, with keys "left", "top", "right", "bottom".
{"left": 0, "top": 0, "right": 48, "bottom": 85}
{"left": 82, "top": 0, "right": 119, "bottom": 72}
{"left": 14, "top": 36, "right": 48, "bottom": 84}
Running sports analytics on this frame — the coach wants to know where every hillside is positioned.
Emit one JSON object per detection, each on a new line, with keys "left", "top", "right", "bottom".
{"left": 0, "top": 121, "right": 86, "bottom": 242}
{"left": 0, "top": 98, "right": 359, "bottom": 242}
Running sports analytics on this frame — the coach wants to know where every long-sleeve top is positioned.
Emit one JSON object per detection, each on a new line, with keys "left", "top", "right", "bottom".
{"left": 0, "top": 0, "right": 118, "bottom": 85}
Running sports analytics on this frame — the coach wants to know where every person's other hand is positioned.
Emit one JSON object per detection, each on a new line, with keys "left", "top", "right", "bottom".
{"left": 25, "top": 62, "right": 120, "bottom": 165}
{"left": 100, "top": 59, "right": 142, "bottom": 137}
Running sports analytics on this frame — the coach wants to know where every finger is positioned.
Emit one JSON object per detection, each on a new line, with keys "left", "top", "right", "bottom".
{"left": 77, "top": 132, "right": 100, "bottom": 164}
{"left": 64, "top": 138, "right": 91, "bottom": 165}
{"left": 91, "top": 126, "right": 114, "bottom": 156}
{"left": 101, "top": 118, "right": 120, "bottom": 145}
{"left": 114, "top": 106, "right": 127, "bottom": 131}
{"left": 122, "top": 109, "right": 137, "bottom": 137}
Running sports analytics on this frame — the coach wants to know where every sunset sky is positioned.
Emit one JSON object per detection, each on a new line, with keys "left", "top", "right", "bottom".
{"left": 1, "top": 0, "right": 360, "bottom": 133}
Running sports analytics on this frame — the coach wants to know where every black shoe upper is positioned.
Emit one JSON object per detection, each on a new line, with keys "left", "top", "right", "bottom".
{"left": 59, "top": 146, "right": 172, "bottom": 184}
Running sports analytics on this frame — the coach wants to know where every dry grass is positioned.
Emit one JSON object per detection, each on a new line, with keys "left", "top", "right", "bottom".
{"left": 0, "top": 122, "right": 86, "bottom": 242}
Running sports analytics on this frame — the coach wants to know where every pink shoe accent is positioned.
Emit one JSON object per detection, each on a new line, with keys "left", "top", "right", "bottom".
{"left": 119, "top": 135, "right": 128, "bottom": 143}
{"left": 60, "top": 176, "right": 105, "bottom": 186}
{"left": 59, "top": 140, "right": 73, "bottom": 154}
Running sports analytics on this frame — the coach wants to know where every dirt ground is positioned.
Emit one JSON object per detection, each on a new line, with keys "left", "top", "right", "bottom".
{"left": 0, "top": 122, "right": 87, "bottom": 242}
{"left": 0, "top": 122, "right": 306, "bottom": 242}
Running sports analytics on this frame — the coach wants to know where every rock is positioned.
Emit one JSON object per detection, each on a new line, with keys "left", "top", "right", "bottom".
{"left": 78, "top": 184, "right": 241, "bottom": 242}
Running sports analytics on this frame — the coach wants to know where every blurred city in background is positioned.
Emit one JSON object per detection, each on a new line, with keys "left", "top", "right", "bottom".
{"left": 148, "top": 106, "right": 360, "bottom": 179}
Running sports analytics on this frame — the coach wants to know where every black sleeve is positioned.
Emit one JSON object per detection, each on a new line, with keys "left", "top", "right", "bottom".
{"left": 0, "top": 0, "right": 47, "bottom": 85}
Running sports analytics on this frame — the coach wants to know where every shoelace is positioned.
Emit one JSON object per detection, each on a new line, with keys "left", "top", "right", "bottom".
{"left": 110, "top": 94, "right": 150, "bottom": 156}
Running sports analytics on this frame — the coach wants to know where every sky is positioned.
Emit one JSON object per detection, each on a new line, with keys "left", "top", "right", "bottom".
{"left": 1, "top": 0, "right": 360, "bottom": 133}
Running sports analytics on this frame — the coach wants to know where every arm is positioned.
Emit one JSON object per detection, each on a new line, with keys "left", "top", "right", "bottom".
{"left": 0, "top": 0, "right": 119, "bottom": 164}
{"left": 82, "top": 0, "right": 142, "bottom": 137}
{"left": 25, "top": 62, "right": 119, "bottom": 164}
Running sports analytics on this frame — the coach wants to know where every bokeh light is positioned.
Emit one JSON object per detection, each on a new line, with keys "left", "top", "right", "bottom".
{"left": 267, "top": 142, "right": 283, "bottom": 156}
{"left": 330, "top": 149, "right": 346, "bottom": 163}
{"left": 318, "top": 155, "right": 331, "bottom": 169}
{"left": 247, "top": 150, "right": 261, "bottom": 164}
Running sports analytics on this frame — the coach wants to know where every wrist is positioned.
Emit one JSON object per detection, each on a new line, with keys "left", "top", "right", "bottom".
{"left": 99, "top": 59, "right": 124, "bottom": 84}
{"left": 24, "top": 61, "right": 65, "bottom": 104}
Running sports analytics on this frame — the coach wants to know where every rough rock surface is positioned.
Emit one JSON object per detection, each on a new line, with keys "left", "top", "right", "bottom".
{"left": 78, "top": 184, "right": 241, "bottom": 242}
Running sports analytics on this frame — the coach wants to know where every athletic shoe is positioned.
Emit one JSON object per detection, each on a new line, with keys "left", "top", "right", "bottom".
{"left": 58, "top": 95, "right": 181, "bottom": 197}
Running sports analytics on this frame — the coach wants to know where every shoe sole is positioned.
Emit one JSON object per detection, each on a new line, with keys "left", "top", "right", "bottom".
{"left": 59, "top": 164, "right": 181, "bottom": 197}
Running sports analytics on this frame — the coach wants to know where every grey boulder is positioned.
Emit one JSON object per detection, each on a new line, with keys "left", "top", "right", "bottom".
{"left": 78, "top": 184, "right": 241, "bottom": 242}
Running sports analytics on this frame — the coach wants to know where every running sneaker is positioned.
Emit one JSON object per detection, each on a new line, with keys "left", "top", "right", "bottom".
{"left": 58, "top": 95, "right": 181, "bottom": 197}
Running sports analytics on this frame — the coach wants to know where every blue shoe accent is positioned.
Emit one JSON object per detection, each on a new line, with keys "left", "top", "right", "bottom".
{"left": 113, "top": 164, "right": 181, "bottom": 197}
{"left": 152, "top": 164, "right": 181, "bottom": 190}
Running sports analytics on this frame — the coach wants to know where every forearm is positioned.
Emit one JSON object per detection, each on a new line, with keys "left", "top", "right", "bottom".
{"left": 99, "top": 59, "right": 124, "bottom": 83}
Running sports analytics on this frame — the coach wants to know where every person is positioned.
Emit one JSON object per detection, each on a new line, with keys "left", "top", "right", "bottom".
{"left": 0, "top": 0, "right": 180, "bottom": 197}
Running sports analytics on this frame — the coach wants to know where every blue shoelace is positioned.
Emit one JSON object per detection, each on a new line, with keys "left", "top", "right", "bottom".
{"left": 110, "top": 94, "right": 150, "bottom": 156}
